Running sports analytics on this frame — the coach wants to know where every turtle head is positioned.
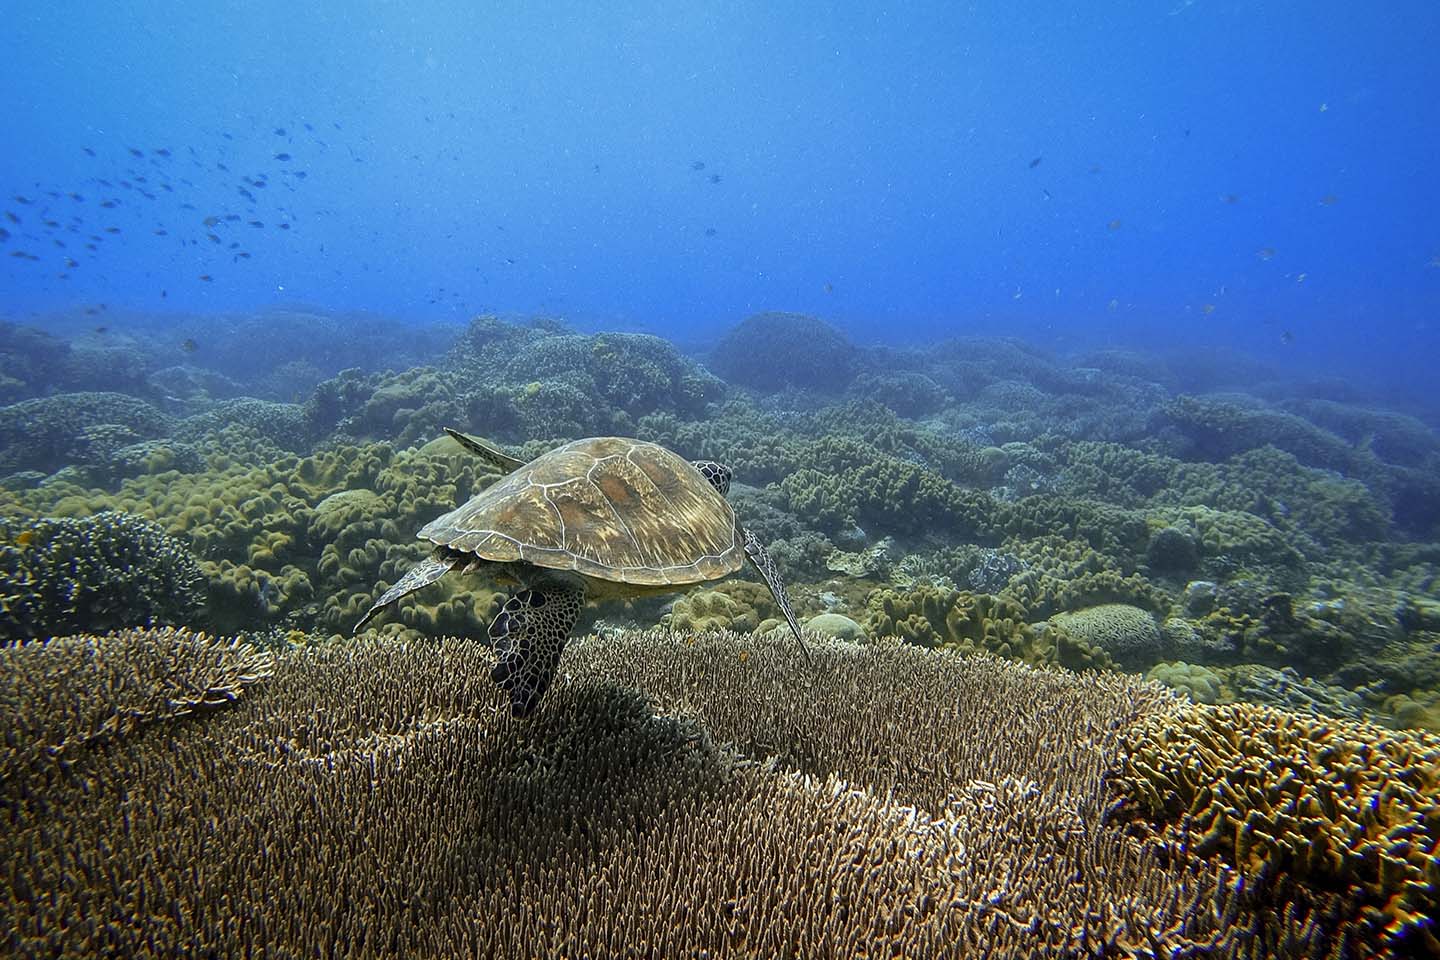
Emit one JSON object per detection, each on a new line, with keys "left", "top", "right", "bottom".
{"left": 692, "top": 460, "right": 732, "bottom": 497}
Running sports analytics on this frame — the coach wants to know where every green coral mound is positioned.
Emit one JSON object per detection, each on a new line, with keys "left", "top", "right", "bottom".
{"left": 1049, "top": 604, "right": 1160, "bottom": 668}
{"left": 707, "top": 311, "right": 859, "bottom": 393}
{"left": 0, "top": 513, "right": 205, "bottom": 641}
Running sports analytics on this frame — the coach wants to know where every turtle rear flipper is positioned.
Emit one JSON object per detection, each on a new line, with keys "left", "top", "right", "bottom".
{"left": 443, "top": 426, "right": 526, "bottom": 473}
{"left": 352, "top": 554, "right": 457, "bottom": 635}
{"left": 489, "top": 578, "right": 585, "bottom": 718}
{"left": 741, "top": 526, "right": 812, "bottom": 666}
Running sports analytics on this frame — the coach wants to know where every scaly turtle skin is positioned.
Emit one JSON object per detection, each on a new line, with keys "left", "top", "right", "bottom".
{"left": 354, "top": 429, "right": 807, "bottom": 717}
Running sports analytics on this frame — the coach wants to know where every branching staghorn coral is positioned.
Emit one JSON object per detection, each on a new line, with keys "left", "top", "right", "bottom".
{"left": 0, "top": 629, "right": 1369, "bottom": 958}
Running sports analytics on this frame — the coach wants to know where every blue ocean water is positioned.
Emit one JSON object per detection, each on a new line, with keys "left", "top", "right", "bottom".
{"left": 2, "top": 1, "right": 1438, "bottom": 404}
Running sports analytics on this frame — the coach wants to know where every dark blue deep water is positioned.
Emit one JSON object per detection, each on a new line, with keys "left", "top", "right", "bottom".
{"left": 3, "top": 1, "right": 1438, "bottom": 404}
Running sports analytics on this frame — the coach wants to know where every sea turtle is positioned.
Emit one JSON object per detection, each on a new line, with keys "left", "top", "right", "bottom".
{"left": 353, "top": 428, "right": 808, "bottom": 717}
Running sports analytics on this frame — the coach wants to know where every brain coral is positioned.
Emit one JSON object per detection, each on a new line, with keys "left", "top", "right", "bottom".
{"left": 1048, "top": 603, "right": 1161, "bottom": 668}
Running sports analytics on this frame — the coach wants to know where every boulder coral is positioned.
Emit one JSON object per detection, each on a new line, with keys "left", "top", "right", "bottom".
{"left": 1048, "top": 603, "right": 1161, "bottom": 668}
{"left": 707, "top": 311, "right": 859, "bottom": 393}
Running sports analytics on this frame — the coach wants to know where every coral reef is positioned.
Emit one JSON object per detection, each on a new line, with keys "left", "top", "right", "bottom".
{"left": 0, "top": 627, "right": 271, "bottom": 785}
{"left": 1111, "top": 699, "right": 1440, "bottom": 956}
{"left": 1, "top": 630, "right": 1357, "bottom": 958}
{"left": 0, "top": 513, "right": 206, "bottom": 641}
{"left": 1048, "top": 603, "right": 1161, "bottom": 668}
{"left": 0, "top": 391, "right": 173, "bottom": 476}
{"left": 707, "top": 311, "right": 858, "bottom": 393}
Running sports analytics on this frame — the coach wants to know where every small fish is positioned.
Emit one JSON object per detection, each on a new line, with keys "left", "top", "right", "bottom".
{"left": 274, "top": 127, "right": 287, "bottom": 136}
{"left": 207, "top": 233, "right": 221, "bottom": 243}
{"left": 217, "top": 162, "right": 230, "bottom": 172}
{"left": 94, "top": 325, "right": 108, "bottom": 334}
{"left": 1296, "top": 272, "right": 1307, "bottom": 283}
{"left": 83, "top": 146, "right": 96, "bottom": 156}
{"left": 1319, "top": 195, "right": 1337, "bottom": 205}
{"left": 198, "top": 274, "right": 213, "bottom": 282}
{"left": 824, "top": 282, "right": 834, "bottom": 294}
{"left": 1256, "top": 247, "right": 1276, "bottom": 260}
{"left": 154, "top": 228, "right": 168, "bottom": 236}
{"left": 293, "top": 171, "right": 307, "bottom": 179}
{"left": 709, "top": 173, "right": 721, "bottom": 184}
{"left": 248, "top": 220, "right": 264, "bottom": 228}
{"left": 236, "top": 251, "right": 250, "bottom": 258}
{"left": 1280, "top": 329, "right": 1294, "bottom": 345}
{"left": 691, "top": 160, "right": 705, "bottom": 171}
{"left": 704, "top": 227, "right": 717, "bottom": 237}
{"left": 64, "top": 257, "right": 79, "bottom": 268}
{"left": 277, "top": 222, "right": 290, "bottom": 230}
{"left": 4, "top": 212, "right": 18, "bottom": 224}
{"left": 99, "top": 200, "right": 118, "bottom": 208}
{"left": 161, "top": 289, "right": 167, "bottom": 298}
{"left": 182, "top": 338, "right": 198, "bottom": 352}
{"left": 14, "top": 195, "right": 31, "bottom": 204}
{"left": 127, "top": 147, "right": 144, "bottom": 158}
{"left": 69, "top": 192, "right": 85, "bottom": 202}
{"left": 1107, "top": 219, "right": 1122, "bottom": 230}
{"left": 0, "top": 227, "right": 8, "bottom": 241}
{"left": 1028, "top": 157, "right": 1043, "bottom": 169}
{"left": 15, "top": 529, "right": 36, "bottom": 548}
{"left": 1221, "top": 193, "right": 1239, "bottom": 204}
{"left": 203, "top": 215, "right": 220, "bottom": 227}
{"left": 275, "top": 152, "right": 292, "bottom": 161}
{"left": 1202, "top": 303, "right": 1215, "bottom": 314}
{"left": 104, "top": 226, "right": 121, "bottom": 234}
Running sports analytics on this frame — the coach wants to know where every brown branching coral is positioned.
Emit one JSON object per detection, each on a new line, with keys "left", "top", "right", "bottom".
{"left": 2, "top": 629, "right": 1362, "bottom": 958}
{"left": 0, "top": 627, "right": 271, "bottom": 787}
{"left": 1110, "top": 699, "right": 1440, "bottom": 957}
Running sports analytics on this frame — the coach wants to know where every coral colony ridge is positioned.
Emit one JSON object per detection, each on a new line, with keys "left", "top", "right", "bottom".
{"left": 2, "top": 310, "right": 1438, "bottom": 957}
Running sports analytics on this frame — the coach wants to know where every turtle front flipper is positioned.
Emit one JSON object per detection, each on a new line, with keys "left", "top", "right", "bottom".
{"left": 740, "top": 526, "right": 812, "bottom": 666}
{"left": 488, "top": 577, "right": 585, "bottom": 718}
{"left": 352, "top": 554, "right": 457, "bottom": 635}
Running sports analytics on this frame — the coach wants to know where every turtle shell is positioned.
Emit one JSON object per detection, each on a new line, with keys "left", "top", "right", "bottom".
{"left": 419, "top": 436, "right": 743, "bottom": 586}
